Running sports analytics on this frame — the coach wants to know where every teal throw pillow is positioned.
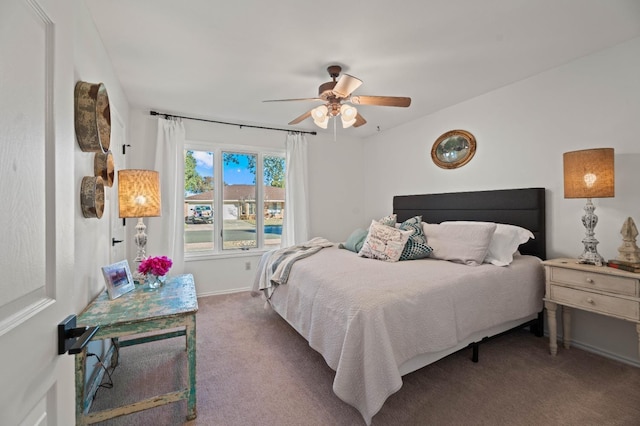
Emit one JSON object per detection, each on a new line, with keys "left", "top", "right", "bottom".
{"left": 339, "top": 228, "right": 369, "bottom": 253}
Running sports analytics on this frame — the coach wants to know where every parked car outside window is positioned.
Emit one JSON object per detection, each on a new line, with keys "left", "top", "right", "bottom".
{"left": 185, "top": 205, "right": 213, "bottom": 224}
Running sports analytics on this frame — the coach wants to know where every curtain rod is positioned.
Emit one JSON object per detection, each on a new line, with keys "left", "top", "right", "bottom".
{"left": 149, "top": 110, "right": 317, "bottom": 135}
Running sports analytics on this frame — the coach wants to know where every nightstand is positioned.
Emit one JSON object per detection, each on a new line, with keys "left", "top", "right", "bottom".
{"left": 543, "top": 258, "right": 640, "bottom": 357}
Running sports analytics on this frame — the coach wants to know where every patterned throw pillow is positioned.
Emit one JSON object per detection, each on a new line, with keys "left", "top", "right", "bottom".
{"left": 359, "top": 220, "right": 412, "bottom": 262}
{"left": 398, "top": 216, "right": 433, "bottom": 261}
{"left": 377, "top": 214, "right": 397, "bottom": 227}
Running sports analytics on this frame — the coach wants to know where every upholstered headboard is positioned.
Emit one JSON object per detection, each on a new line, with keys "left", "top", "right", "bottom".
{"left": 393, "top": 188, "right": 546, "bottom": 260}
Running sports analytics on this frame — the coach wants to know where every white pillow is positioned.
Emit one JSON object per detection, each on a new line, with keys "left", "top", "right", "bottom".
{"left": 442, "top": 221, "right": 534, "bottom": 266}
{"left": 359, "top": 220, "right": 412, "bottom": 262}
{"left": 422, "top": 222, "right": 497, "bottom": 266}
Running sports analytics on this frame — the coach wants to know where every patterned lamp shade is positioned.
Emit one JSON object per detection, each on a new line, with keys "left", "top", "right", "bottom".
{"left": 563, "top": 148, "right": 615, "bottom": 199}
{"left": 118, "top": 169, "right": 161, "bottom": 218}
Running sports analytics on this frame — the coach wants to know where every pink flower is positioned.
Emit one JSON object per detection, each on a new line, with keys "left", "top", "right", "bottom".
{"left": 138, "top": 256, "right": 173, "bottom": 276}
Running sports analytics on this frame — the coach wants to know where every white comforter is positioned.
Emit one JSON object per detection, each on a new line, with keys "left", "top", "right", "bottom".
{"left": 254, "top": 246, "right": 544, "bottom": 424}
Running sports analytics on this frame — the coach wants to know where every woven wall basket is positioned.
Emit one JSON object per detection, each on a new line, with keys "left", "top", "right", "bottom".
{"left": 94, "top": 150, "right": 115, "bottom": 187}
{"left": 80, "top": 176, "right": 105, "bottom": 219}
{"left": 74, "top": 81, "right": 111, "bottom": 152}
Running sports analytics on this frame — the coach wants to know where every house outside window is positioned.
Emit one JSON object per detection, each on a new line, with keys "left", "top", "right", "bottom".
{"left": 184, "top": 143, "right": 285, "bottom": 256}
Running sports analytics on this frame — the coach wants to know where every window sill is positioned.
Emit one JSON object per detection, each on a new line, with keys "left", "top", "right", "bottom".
{"left": 185, "top": 249, "right": 272, "bottom": 262}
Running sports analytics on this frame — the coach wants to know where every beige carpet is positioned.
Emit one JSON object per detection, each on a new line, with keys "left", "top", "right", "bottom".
{"left": 89, "top": 292, "right": 640, "bottom": 425}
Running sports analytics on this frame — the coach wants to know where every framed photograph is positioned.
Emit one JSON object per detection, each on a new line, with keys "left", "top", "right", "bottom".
{"left": 101, "top": 260, "right": 135, "bottom": 300}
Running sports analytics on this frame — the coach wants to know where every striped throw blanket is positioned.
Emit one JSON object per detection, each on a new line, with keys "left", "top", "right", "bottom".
{"left": 252, "top": 237, "right": 333, "bottom": 298}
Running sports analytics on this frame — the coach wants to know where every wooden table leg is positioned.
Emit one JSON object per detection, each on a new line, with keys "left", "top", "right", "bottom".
{"left": 562, "top": 306, "right": 572, "bottom": 349}
{"left": 186, "top": 314, "right": 197, "bottom": 420}
{"left": 636, "top": 324, "right": 640, "bottom": 358}
{"left": 545, "top": 301, "right": 558, "bottom": 356}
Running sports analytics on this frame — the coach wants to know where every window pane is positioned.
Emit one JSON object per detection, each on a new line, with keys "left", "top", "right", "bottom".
{"left": 222, "top": 152, "right": 256, "bottom": 250}
{"left": 184, "top": 150, "right": 214, "bottom": 253}
{"left": 263, "top": 155, "right": 285, "bottom": 248}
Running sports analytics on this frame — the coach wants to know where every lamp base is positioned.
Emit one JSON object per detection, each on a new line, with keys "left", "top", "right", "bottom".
{"left": 577, "top": 251, "right": 605, "bottom": 266}
{"left": 132, "top": 270, "right": 145, "bottom": 285}
{"left": 132, "top": 218, "right": 148, "bottom": 283}
{"left": 578, "top": 198, "right": 605, "bottom": 266}
{"left": 133, "top": 218, "right": 148, "bottom": 261}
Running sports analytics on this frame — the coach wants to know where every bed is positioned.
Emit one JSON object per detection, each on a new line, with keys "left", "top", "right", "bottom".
{"left": 254, "top": 188, "right": 546, "bottom": 425}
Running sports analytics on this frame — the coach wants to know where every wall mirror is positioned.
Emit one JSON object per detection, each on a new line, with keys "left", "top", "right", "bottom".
{"left": 431, "top": 129, "right": 476, "bottom": 169}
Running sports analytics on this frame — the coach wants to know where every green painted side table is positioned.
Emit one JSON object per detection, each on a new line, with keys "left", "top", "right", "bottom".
{"left": 76, "top": 274, "right": 198, "bottom": 425}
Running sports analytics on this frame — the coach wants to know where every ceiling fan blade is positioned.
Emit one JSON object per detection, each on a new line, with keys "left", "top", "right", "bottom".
{"left": 350, "top": 95, "right": 411, "bottom": 107}
{"left": 332, "top": 74, "right": 363, "bottom": 98}
{"left": 288, "top": 110, "right": 312, "bottom": 125}
{"left": 263, "top": 97, "right": 323, "bottom": 103}
{"left": 353, "top": 113, "right": 367, "bottom": 128}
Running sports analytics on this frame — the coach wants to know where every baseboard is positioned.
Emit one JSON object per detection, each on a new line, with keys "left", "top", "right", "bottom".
{"left": 568, "top": 339, "right": 640, "bottom": 368}
{"left": 544, "top": 332, "right": 640, "bottom": 368}
{"left": 197, "top": 286, "right": 251, "bottom": 298}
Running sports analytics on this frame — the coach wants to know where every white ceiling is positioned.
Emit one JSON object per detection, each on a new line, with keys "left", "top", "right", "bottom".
{"left": 85, "top": 0, "right": 640, "bottom": 138}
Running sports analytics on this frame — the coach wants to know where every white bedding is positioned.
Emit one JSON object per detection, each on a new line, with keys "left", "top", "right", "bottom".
{"left": 254, "top": 245, "right": 544, "bottom": 425}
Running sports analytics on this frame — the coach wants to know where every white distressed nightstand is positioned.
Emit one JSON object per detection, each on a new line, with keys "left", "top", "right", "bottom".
{"left": 543, "top": 258, "right": 640, "bottom": 357}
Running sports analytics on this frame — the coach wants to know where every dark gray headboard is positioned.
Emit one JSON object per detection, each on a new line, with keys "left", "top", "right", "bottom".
{"left": 393, "top": 188, "right": 546, "bottom": 260}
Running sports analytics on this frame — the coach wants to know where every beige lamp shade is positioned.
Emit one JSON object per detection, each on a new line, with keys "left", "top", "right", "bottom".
{"left": 563, "top": 148, "right": 615, "bottom": 199}
{"left": 118, "top": 169, "right": 161, "bottom": 218}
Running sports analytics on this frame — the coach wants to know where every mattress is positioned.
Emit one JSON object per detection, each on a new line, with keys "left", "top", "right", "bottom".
{"left": 260, "top": 245, "right": 544, "bottom": 424}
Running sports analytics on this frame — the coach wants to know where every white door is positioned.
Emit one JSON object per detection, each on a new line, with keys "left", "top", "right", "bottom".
{"left": 0, "top": 0, "right": 76, "bottom": 424}
{"left": 110, "top": 109, "right": 126, "bottom": 263}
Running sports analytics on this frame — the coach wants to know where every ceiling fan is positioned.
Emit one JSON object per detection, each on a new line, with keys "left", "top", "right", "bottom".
{"left": 264, "top": 65, "right": 411, "bottom": 129}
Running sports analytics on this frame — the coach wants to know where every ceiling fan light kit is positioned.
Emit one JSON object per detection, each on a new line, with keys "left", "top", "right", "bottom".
{"left": 311, "top": 105, "right": 330, "bottom": 128}
{"left": 340, "top": 104, "right": 357, "bottom": 128}
{"left": 265, "top": 65, "right": 411, "bottom": 130}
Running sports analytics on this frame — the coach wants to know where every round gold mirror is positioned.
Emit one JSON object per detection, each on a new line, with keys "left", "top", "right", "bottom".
{"left": 431, "top": 130, "right": 476, "bottom": 169}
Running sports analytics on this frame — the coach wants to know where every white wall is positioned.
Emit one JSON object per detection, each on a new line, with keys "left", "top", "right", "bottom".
{"left": 73, "top": 2, "right": 131, "bottom": 310}
{"left": 73, "top": 2, "right": 132, "bottom": 385}
{"left": 128, "top": 109, "right": 365, "bottom": 295}
{"left": 362, "top": 37, "right": 640, "bottom": 366}
{"left": 74, "top": 3, "right": 640, "bottom": 367}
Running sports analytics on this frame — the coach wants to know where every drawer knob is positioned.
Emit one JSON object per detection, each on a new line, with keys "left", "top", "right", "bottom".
{"left": 585, "top": 277, "right": 594, "bottom": 284}
{"left": 586, "top": 297, "right": 595, "bottom": 304}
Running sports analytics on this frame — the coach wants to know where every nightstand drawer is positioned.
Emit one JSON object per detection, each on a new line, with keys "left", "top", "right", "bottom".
{"left": 551, "top": 267, "right": 638, "bottom": 296}
{"left": 550, "top": 285, "right": 640, "bottom": 321}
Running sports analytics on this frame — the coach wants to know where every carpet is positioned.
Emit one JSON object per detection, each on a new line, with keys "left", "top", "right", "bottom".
{"left": 89, "top": 291, "right": 640, "bottom": 425}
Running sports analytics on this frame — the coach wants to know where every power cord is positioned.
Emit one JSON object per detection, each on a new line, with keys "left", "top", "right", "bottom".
{"left": 86, "top": 338, "right": 120, "bottom": 401}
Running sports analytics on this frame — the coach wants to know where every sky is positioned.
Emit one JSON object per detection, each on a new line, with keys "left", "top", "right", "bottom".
{"left": 192, "top": 150, "right": 255, "bottom": 185}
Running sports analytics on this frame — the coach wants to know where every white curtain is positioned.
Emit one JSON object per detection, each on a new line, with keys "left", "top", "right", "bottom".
{"left": 281, "top": 132, "right": 310, "bottom": 247}
{"left": 146, "top": 117, "right": 186, "bottom": 274}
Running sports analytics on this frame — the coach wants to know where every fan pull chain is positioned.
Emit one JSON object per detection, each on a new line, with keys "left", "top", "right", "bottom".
{"left": 333, "top": 116, "right": 337, "bottom": 141}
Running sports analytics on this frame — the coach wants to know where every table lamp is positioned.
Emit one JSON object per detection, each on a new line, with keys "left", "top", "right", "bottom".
{"left": 118, "top": 170, "right": 161, "bottom": 279}
{"left": 563, "top": 148, "right": 614, "bottom": 265}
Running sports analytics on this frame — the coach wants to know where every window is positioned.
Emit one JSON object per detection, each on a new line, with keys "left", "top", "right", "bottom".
{"left": 184, "top": 144, "right": 285, "bottom": 256}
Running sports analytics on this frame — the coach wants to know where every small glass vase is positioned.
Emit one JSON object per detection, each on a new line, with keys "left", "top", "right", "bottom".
{"left": 145, "top": 274, "right": 165, "bottom": 289}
